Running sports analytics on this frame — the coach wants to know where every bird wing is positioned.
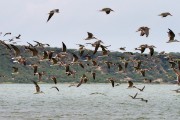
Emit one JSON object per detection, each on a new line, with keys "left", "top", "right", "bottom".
{"left": 134, "top": 93, "right": 138, "bottom": 98}
{"left": 87, "top": 32, "right": 93, "bottom": 38}
{"left": 51, "top": 77, "right": 57, "bottom": 84}
{"left": 110, "top": 80, "right": 114, "bottom": 87}
{"left": 47, "top": 12, "right": 54, "bottom": 22}
{"left": 33, "top": 65, "right": 38, "bottom": 75}
{"left": 92, "top": 73, "right": 96, "bottom": 80}
{"left": 77, "top": 78, "right": 84, "bottom": 87}
{"left": 118, "top": 64, "right": 123, "bottom": 71}
{"left": 72, "top": 53, "right": 79, "bottom": 62}
{"left": 52, "top": 86, "right": 59, "bottom": 91}
{"left": 93, "top": 44, "right": 100, "bottom": 55}
{"left": 142, "top": 86, "right": 145, "bottom": 91}
{"left": 79, "top": 63, "right": 84, "bottom": 69}
{"left": 51, "top": 58, "right": 58, "bottom": 64}
{"left": 140, "top": 70, "right": 145, "bottom": 77}
{"left": 168, "top": 28, "right": 175, "bottom": 41}
{"left": 32, "top": 81, "right": 40, "bottom": 92}
{"left": 43, "top": 51, "right": 48, "bottom": 59}
{"left": 10, "top": 44, "right": 20, "bottom": 57}
{"left": 149, "top": 48, "right": 154, "bottom": 56}
{"left": 65, "top": 64, "right": 70, "bottom": 72}
{"left": 62, "top": 42, "right": 67, "bottom": 52}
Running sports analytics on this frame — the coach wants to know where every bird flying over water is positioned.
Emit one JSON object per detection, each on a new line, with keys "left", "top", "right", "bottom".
{"left": 51, "top": 86, "right": 59, "bottom": 91}
{"left": 32, "top": 80, "right": 44, "bottom": 94}
{"left": 136, "top": 86, "right": 145, "bottom": 92}
{"left": 129, "top": 92, "right": 138, "bottom": 99}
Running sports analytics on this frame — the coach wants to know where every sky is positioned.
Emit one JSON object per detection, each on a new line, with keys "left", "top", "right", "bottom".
{"left": 0, "top": 0, "right": 180, "bottom": 53}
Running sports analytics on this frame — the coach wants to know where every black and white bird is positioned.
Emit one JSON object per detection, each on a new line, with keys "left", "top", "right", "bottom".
{"left": 47, "top": 9, "right": 59, "bottom": 22}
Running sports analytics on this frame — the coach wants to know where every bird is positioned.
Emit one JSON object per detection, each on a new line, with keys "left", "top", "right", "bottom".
{"left": 158, "top": 12, "right": 172, "bottom": 17}
{"left": 140, "top": 98, "right": 148, "bottom": 103}
{"left": 15, "top": 34, "right": 21, "bottom": 39}
{"left": 136, "top": 26, "right": 150, "bottom": 37}
{"left": 148, "top": 45, "right": 155, "bottom": 56}
{"left": 91, "top": 72, "right": 96, "bottom": 80}
{"left": 0, "top": 40, "right": 11, "bottom": 50}
{"left": 29, "top": 64, "right": 38, "bottom": 75}
{"left": 172, "top": 68, "right": 180, "bottom": 85}
{"left": 77, "top": 74, "right": 88, "bottom": 87}
{"left": 62, "top": 42, "right": 67, "bottom": 53}
{"left": 51, "top": 86, "right": 59, "bottom": 91}
{"left": 85, "top": 32, "right": 96, "bottom": 40}
{"left": 25, "top": 46, "right": 38, "bottom": 58}
{"left": 127, "top": 81, "right": 136, "bottom": 88}
{"left": 35, "top": 71, "right": 45, "bottom": 82}
{"left": 10, "top": 44, "right": 21, "bottom": 58}
{"left": 50, "top": 58, "right": 58, "bottom": 66}
{"left": 4, "top": 32, "right": 11, "bottom": 36}
{"left": 169, "top": 61, "right": 176, "bottom": 68}
{"left": 47, "top": 9, "right": 59, "bottom": 22}
{"left": 99, "top": 8, "right": 114, "bottom": 14}
{"left": 139, "top": 69, "right": 148, "bottom": 77}
{"left": 104, "top": 61, "right": 113, "bottom": 69}
{"left": 32, "top": 80, "right": 44, "bottom": 94}
{"left": 40, "top": 51, "right": 48, "bottom": 61}
{"left": 116, "top": 63, "right": 123, "bottom": 72}
{"left": 129, "top": 93, "right": 138, "bottom": 99}
{"left": 171, "top": 87, "right": 180, "bottom": 93}
{"left": 167, "top": 28, "right": 179, "bottom": 43}
{"left": 51, "top": 76, "right": 57, "bottom": 84}
{"left": 12, "top": 67, "right": 19, "bottom": 74}
{"left": 107, "top": 78, "right": 115, "bottom": 87}
{"left": 119, "top": 47, "right": 126, "bottom": 51}
{"left": 136, "top": 86, "right": 145, "bottom": 92}
{"left": 71, "top": 53, "right": 79, "bottom": 63}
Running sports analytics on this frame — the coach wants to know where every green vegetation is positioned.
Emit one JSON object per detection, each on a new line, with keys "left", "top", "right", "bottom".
{"left": 0, "top": 44, "right": 179, "bottom": 84}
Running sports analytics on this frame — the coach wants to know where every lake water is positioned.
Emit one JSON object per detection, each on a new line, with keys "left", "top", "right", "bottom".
{"left": 0, "top": 83, "right": 180, "bottom": 120}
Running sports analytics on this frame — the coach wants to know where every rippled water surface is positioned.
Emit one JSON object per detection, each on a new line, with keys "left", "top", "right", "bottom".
{"left": 0, "top": 84, "right": 180, "bottom": 120}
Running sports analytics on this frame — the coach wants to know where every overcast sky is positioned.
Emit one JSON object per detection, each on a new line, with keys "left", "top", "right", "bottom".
{"left": 0, "top": 0, "right": 180, "bottom": 53}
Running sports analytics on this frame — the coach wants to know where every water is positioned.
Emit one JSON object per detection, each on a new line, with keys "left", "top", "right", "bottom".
{"left": 0, "top": 83, "right": 180, "bottom": 120}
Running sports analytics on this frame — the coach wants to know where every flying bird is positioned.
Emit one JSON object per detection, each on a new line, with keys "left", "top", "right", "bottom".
{"left": 107, "top": 78, "right": 115, "bottom": 87}
{"left": 10, "top": 44, "right": 20, "bottom": 58}
{"left": 127, "top": 81, "right": 136, "bottom": 88}
{"left": 167, "top": 28, "right": 179, "bottom": 43}
{"left": 136, "top": 86, "right": 145, "bottom": 92}
{"left": 100, "top": 8, "right": 114, "bottom": 14}
{"left": 136, "top": 26, "right": 150, "bottom": 37}
{"left": 51, "top": 86, "right": 59, "bottom": 91}
{"left": 32, "top": 80, "right": 44, "bottom": 94}
{"left": 158, "top": 12, "right": 172, "bottom": 17}
{"left": 15, "top": 34, "right": 21, "bottom": 39}
{"left": 51, "top": 76, "right": 57, "bottom": 84}
{"left": 77, "top": 74, "right": 88, "bottom": 87}
{"left": 129, "top": 93, "right": 138, "bottom": 99}
{"left": 62, "top": 42, "right": 67, "bottom": 53}
{"left": 85, "top": 32, "right": 96, "bottom": 40}
{"left": 4, "top": 32, "right": 11, "bottom": 36}
{"left": 47, "top": 9, "right": 59, "bottom": 22}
